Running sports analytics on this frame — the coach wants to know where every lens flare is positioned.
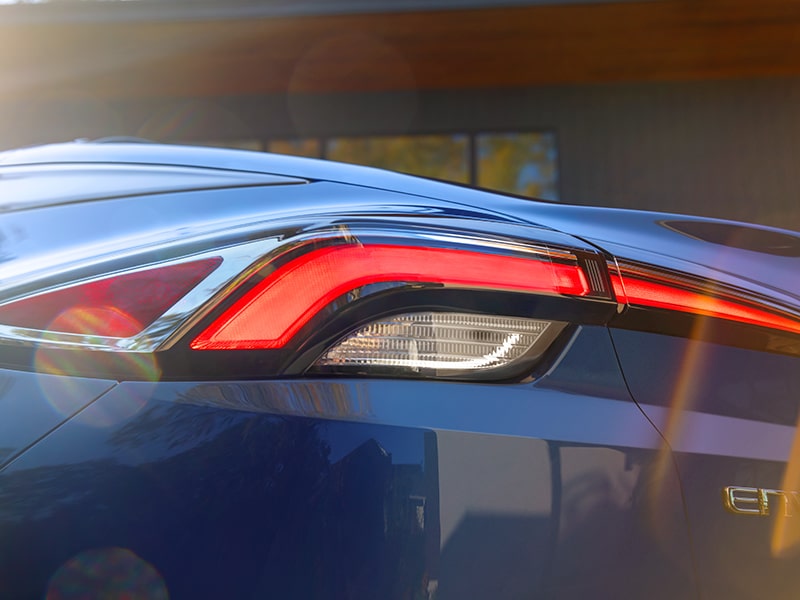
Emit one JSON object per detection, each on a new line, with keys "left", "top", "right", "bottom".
{"left": 36, "top": 355, "right": 156, "bottom": 428}
{"left": 46, "top": 547, "right": 168, "bottom": 600}
{"left": 48, "top": 305, "right": 143, "bottom": 338}
{"left": 640, "top": 306, "right": 718, "bottom": 544}
{"left": 34, "top": 307, "right": 159, "bottom": 424}
{"left": 773, "top": 416, "right": 800, "bottom": 558}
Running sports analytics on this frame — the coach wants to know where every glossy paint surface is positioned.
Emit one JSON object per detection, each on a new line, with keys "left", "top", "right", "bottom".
{"left": 0, "top": 328, "right": 696, "bottom": 598}
{"left": 507, "top": 201, "right": 800, "bottom": 307}
{"left": 0, "top": 181, "right": 595, "bottom": 296}
{"left": 2, "top": 143, "right": 799, "bottom": 597}
{"left": 0, "top": 368, "right": 114, "bottom": 467}
{"left": 612, "top": 328, "right": 800, "bottom": 599}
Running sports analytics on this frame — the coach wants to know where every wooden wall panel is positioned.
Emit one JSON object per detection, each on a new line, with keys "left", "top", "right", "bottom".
{"left": 3, "top": 0, "right": 800, "bottom": 99}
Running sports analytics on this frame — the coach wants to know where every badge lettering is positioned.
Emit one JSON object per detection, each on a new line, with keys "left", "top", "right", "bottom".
{"left": 723, "top": 486, "right": 800, "bottom": 516}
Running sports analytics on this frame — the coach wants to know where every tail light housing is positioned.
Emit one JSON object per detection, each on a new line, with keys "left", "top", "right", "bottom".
{"left": 0, "top": 238, "right": 278, "bottom": 353}
{"left": 5, "top": 212, "right": 797, "bottom": 380}
{"left": 190, "top": 240, "right": 595, "bottom": 351}
{"left": 185, "top": 225, "right": 616, "bottom": 380}
{"left": 0, "top": 258, "right": 222, "bottom": 339}
{"left": 610, "top": 259, "right": 800, "bottom": 348}
{"left": 0, "top": 220, "right": 616, "bottom": 381}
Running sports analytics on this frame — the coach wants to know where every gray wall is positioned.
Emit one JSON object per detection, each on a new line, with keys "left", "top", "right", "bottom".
{"left": 3, "top": 77, "right": 800, "bottom": 229}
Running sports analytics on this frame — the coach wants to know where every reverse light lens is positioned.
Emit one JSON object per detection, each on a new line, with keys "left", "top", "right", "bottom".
{"left": 0, "top": 258, "right": 222, "bottom": 338}
{"left": 314, "top": 312, "right": 558, "bottom": 375}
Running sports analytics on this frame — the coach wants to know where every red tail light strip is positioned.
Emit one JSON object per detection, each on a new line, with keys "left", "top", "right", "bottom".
{"left": 0, "top": 258, "right": 222, "bottom": 338}
{"left": 192, "top": 243, "right": 591, "bottom": 350}
{"left": 611, "top": 272, "right": 800, "bottom": 336}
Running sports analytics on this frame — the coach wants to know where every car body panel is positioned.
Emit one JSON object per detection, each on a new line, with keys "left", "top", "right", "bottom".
{"left": 0, "top": 327, "right": 696, "bottom": 598}
{"left": 0, "top": 163, "right": 304, "bottom": 213}
{"left": 4, "top": 143, "right": 797, "bottom": 309}
{"left": 2, "top": 142, "right": 800, "bottom": 597}
{"left": 0, "top": 143, "right": 537, "bottom": 228}
{"left": 0, "top": 367, "right": 114, "bottom": 468}
{"left": 0, "top": 182, "right": 598, "bottom": 292}
{"left": 504, "top": 202, "right": 800, "bottom": 308}
{"left": 611, "top": 328, "right": 800, "bottom": 598}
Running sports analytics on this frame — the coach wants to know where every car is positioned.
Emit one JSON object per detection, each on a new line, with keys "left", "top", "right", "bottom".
{"left": 0, "top": 140, "right": 798, "bottom": 599}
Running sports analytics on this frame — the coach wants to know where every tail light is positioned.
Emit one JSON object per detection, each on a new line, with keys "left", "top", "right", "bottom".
{"left": 0, "top": 238, "right": 278, "bottom": 352}
{"left": 186, "top": 226, "right": 615, "bottom": 380}
{"left": 611, "top": 260, "right": 800, "bottom": 338}
{"left": 190, "top": 241, "right": 594, "bottom": 351}
{"left": 9, "top": 216, "right": 795, "bottom": 380}
{"left": 0, "top": 220, "right": 616, "bottom": 381}
{"left": 0, "top": 258, "right": 221, "bottom": 338}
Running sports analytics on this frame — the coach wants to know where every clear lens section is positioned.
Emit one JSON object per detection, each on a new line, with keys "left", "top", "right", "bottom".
{"left": 316, "top": 312, "right": 555, "bottom": 374}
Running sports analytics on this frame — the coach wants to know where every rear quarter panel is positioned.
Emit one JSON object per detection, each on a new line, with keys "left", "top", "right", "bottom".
{"left": 0, "top": 327, "right": 696, "bottom": 599}
{"left": 612, "top": 328, "right": 800, "bottom": 599}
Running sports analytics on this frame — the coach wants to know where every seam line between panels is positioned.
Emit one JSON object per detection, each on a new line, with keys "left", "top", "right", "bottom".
{"left": 0, "top": 380, "right": 120, "bottom": 474}
{"left": 605, "top": 328, "right": 703, "bottom": 600}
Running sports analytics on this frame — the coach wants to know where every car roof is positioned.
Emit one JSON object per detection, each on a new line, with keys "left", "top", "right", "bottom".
{"left": 0, "top": 140, "right": 488, "bottom": 203}
{"left": 4, "top": 141, "right": 800, "bottom": 308}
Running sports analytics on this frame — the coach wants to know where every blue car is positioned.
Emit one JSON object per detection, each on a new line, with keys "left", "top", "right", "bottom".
{"left": 0, "top": 140, "right": 798, "bottom": 599}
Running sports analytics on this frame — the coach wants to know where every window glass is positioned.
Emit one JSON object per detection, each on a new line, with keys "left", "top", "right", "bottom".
{"left": 267, "top": 139, "right": 322, "bottom": 158}
{"left": 171, "top": 131, "right": 560, "bottom": 201}
{"left": 326, "top": 134, "right": 469, "bottom": 183}
{"left": 477, "top": 132, "right": 559, "bottom": 200}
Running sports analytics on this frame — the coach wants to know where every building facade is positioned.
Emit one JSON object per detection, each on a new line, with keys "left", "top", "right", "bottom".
{"left": 2, "top": 0, "right": 800, "bottom": 229}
